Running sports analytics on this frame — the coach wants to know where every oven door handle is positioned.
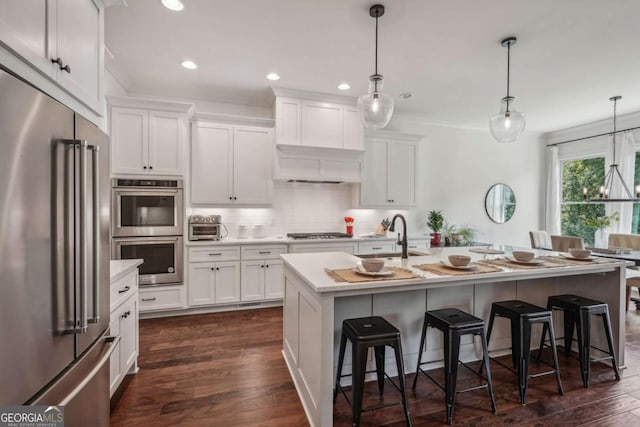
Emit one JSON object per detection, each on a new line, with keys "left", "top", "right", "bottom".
{"left": 114, "top": 236, "right": 180, "bottom": 245}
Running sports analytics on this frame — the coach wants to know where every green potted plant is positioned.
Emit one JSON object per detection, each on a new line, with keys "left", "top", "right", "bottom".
{"left": 578, "top": 211, "right": 619, "bottom": 248}
{"left": 453, "top": 224, "right": 477, "bottom": 245}
{"left": 427, "top": 210, "right": 445, "bottom": 246}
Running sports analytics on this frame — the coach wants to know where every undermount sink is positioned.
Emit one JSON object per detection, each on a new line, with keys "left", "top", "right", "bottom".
{"left": 356, "top": 250, "right": 425, "bottom": 259}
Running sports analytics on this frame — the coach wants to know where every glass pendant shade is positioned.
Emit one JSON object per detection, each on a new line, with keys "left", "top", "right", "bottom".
{"left": 357, "top": 76, "right": 394, "bottom": 129}
{"left": 489, "top": 96, "right": 525, "bottom": 143}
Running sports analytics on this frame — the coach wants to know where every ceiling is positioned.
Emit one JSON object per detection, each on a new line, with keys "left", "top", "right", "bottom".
{"left": 105, "top": 0, "right": 640, "bottom": 132}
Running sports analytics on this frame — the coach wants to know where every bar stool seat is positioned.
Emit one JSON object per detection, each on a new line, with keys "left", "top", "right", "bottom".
{"left": 334, "top": 316, "right": 412, "bottom": 427}
{"left": 537, "top": 294, "right": 620, "bottom": 387}
{"left": 413, "top": 308, "right": 497, "bottom": 425}
{"left": 484, "top": 300, "right": 564, "bottom": 404}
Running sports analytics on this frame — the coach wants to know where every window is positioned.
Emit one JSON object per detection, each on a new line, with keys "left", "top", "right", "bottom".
{"left": 561, "top": 157, "right": 605, "bottom": 245}
{"left": 632, "top": 151, "right": 640, "bottom": 233}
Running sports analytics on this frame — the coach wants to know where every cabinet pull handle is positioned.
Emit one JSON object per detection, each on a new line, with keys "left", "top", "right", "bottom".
{"left": 372, "top": 247, "right": 382, "bottom": 250}
{"left": 118, "top": 286, "right": 131, "bottom": 294}
{"left": 209, "top": 253, "right": 222, "bottom": 256}
{"left": 141, "top": 297, "right": 156, "bottom": 302}
{"left": 51, "top": 57, "right": 70, "bottom": 73}
{"left": 258, "top": 251, "right": 271, "bottom": 254}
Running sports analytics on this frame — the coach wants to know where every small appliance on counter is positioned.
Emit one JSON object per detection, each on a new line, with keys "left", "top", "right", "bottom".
{"left": 189, "top": 215, "right": 223, "bottom": 241}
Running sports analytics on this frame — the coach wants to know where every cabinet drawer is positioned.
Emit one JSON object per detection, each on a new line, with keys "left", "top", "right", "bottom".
{"left": 241, "top": 245, "right": 287, "bottom": 260}
{"left": 407, "top": 239, "right": 430, "bottom": 250}
{"left": 110, "top": 270, "right": 138, "bottom": 312}
{"left": 289, "top": 243, "right": 357, "bottom": 254}
{"left": 139, "top": 286, "right": 185, "bottom": 312}
{"left": 357, "top": 241, "right": 396, "bottom": 255}
{"left": 189, "top": 246, "right": 240, "bottom": 262}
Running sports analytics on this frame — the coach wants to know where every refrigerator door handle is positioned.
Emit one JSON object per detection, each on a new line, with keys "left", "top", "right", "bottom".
{"left": 59, "top": 335, "right": 120, "bottom": 406}
{"left": 88, "top": 145, "right": 100, "bottom": 324}
{"left": 79, "top": 140, "right": 89, "bottom": 333}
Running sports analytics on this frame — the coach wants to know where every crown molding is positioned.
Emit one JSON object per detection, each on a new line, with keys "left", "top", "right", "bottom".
{"left": 271, "top": 86, "right": 357, "bottom": 106}
{"left": 107, "top": 95, "right": 195, "bottom": 116}
{"left": 365, "top": 129, "right": 424, "bottom": 141}
{"left": 545, "top": 110, "right": 640, "bottom": 144}
{"left": 192, "top": 112, "right": 274, "bottom": 127}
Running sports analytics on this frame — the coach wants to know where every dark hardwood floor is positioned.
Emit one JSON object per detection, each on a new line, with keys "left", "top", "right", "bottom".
{"left": 110, "top": 307, "right": 640, "bottom": 426}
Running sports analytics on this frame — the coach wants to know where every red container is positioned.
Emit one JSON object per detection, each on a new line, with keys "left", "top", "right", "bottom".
{"left": 346, "top": 225, "right": 353, "bottom": 235}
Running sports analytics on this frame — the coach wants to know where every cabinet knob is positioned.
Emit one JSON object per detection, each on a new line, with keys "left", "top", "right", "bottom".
{"left": 143, "top": 166, "right": 147, "bottom": 170}
{"left": 229, "top": 196, "right": 233, "bottom": 200}
{"left": 210, "top": 267, "right": 215, "bottom": 271}
{"left": 266, "top": 264, "right": 269, "bottom": 268}
{"left": 216, "top": 267, "right": 220, "bottom": 271}
{"left": 149, "top": 166, "right": 153, "bottom": 170}
{"left": 233, "top": 196, "right": 237, "bottom": 200}
{"left": 61, "top": 64, "right": 71, "bottom": 73}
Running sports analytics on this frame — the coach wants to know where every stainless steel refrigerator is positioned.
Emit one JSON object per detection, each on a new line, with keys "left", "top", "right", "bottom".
{"left": 0, "top": 66, "right": 113, "bottom": 426}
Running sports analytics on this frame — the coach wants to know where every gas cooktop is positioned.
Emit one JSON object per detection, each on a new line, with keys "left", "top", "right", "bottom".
{"left": 286, "top": 232, "right": 353, "bottom": 240}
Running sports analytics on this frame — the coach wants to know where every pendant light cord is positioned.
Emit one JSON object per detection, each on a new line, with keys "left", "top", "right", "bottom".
{"left": 505, "top": 41, "right": 511, "bottom": 112}
{"left": 374, "top": 13, "right": 379, "bottom": 92}
{"left": 612, "top": 98, "right": 617, "bottom": 162}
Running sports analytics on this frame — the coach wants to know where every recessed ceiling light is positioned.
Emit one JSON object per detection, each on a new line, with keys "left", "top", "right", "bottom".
{"left": 162, "top": 0, "right": 184, "bottom": 11}
{"left": 338, "top": 83, "right": 351, "bottom": 91}
{"left": 399, "top": 92, "right": 412, "bottom": 99}
{"left": 266, "top": 72, "right": 280, "bottom": 81}
{"left": 181, "top": 60, "right": 197, "bottom": 70}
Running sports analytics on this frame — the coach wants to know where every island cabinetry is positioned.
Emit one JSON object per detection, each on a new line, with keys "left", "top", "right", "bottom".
{"left": 355, "top": 132, "right": 421, "bottom": 208}
{"left": 240, "top": 245, "right": 288, "bottom": 301}
{"left": 109, "top": 260, "right": 141, "bottom": 398}
{"left": 138, "top": 285, "right": 185, "bottom": 313}
{"left": 191, "top": 122, "right": 273, "bottom": 205}
{"left": 110, "top": 106, "right": 187, "bottom": 176}
{"left": 0, "top": 0, "right": 104, "bottom": 114}
{"left": 188, "top": 245, "right": 241, "bottom": 306}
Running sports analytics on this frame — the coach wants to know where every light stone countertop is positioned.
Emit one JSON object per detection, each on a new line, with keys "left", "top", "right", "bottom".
{"left": 184, "top": 235, "right": 431, "bottom": 246}
{"left": 281, "top": 247, "right": 628, "bottom": 293}
{"left": 110, "top": 259, "right": 143, "bottom": 283}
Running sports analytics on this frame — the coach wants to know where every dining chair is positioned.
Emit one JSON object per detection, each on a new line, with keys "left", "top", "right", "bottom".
{"left": 529, "top": 231, "right": 552, "bottom": 249}
{"left": 608, "top": 233, "right": 640, "bottom": 311}
{"left": 550, "top": 235, "right": 585, "bottom": 252}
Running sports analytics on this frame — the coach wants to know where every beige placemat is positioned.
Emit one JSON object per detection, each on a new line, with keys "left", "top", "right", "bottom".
{"left": 477, "top": 258, "right": 564, "bottom": 270}
{"left": 469, "top": 248, "right": 505, "bottom": 255}
{"left": 325, "top": 267, "right": 422, "bottom": 283}
{"left": 413, "top": 262, "right": 502, "bottom": 276}
{"left": 539, "top": 255, "right": 619, "bottom": 266}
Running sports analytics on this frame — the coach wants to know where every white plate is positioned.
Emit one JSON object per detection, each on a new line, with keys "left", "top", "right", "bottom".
{"left": 505, "top": 256, "right": 545, "bottom": 265}
{"left": 560, "top": 253, "right": 595, "bottom": 261}
{"left": 440, "top": 260, "right": 478, "bottom": 270}
{"left": 353, "top": 265, "right": 395, "bottom": 277}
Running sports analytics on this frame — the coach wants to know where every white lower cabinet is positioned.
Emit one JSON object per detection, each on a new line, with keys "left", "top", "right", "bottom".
{"left": 138, "top": 285, "right": 186, "bottom": 312}
{"left": 241, "top": 258, "right": 284, "bottom": 301}
{"left": 357, "top": 241, "right": 396, "bottom": 255}
{"left": 189, "top": 261, "right": 240, "bottom": 306}
{"left": 109, "top": 267, "right": 139, "bottom": 398}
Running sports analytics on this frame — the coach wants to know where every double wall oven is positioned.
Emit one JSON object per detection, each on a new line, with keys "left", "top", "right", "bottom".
{"left": 111, "top": 179, "right": 183, "bottom": 286}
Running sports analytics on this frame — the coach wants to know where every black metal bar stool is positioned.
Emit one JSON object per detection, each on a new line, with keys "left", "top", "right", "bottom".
{"left": 412, "top": 308, "right": 497, "bottom": 425}
{"left": 483, "top": 300, "right": 564, "bottom": 404}
{"left": 536, "top": 294, "right": 620, "bottom": 387}
{"left": 334, "top": 316, "right": 412, "bottom": 427}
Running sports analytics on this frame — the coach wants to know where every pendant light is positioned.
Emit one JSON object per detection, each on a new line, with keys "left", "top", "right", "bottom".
{"left": 357, "top": 4, "right": 394, "bottom": 129}
{"left": 583, "top": 96, "right": 639, "bottom": 202}
{"left": 490, "top": 37, "right": 525, "bottom": 143}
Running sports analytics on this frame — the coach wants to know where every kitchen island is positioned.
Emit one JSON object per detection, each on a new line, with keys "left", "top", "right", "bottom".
{"left": 281, "top": 247, "right": 628, "bottom": 427}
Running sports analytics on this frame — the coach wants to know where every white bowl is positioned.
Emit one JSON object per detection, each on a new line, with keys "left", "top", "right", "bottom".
{"left": 512, "top": 251, "right": 535, "bottom": 262}
{"left": 362, "top": 258, "right": 385, "bottom": 272}
{"left": 569, "top": 248, "right": 591, "bottom": 259}
{"left": 448, "top": 255, "right": 471, "bottom": 267}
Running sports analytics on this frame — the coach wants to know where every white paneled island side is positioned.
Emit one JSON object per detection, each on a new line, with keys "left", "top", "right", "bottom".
{"left": 281, "top": 248, "right": 628, "bottom": 427}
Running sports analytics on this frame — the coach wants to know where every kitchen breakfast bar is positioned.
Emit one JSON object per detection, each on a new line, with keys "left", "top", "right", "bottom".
{"left": 281, "top": 247, "right": 628, "bottom": 427}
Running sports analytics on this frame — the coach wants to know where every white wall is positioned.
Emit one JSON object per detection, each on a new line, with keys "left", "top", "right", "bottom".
{"left": 385, "top": 116, "right": 546, "bottom": 247}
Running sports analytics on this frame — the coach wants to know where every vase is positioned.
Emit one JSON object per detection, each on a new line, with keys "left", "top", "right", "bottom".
{"left": 431, "top": 232, "right": 442, "bottom": 247}
{"left": 594, "top": 228, "right": 609, "bottom": 249}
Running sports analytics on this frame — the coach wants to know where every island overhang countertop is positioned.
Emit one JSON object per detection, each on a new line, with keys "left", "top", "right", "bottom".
{"left": 280, "top": 246, "right": 629, "bottom": 294}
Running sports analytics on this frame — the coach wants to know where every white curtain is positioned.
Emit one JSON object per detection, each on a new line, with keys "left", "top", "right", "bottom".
{"left": 545, "top": 145, "right": 561, "bottom": 235}
{"left": 614, "top": 132, "right": 637, "bottom": 233}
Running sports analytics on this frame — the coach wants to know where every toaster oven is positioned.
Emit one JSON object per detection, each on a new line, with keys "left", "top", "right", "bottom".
{"left": 189, "top": 215, "right": 221, "bottom": 241}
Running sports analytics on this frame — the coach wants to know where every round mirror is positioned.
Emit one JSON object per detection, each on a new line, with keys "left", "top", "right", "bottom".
{"left": 485, "top": 183, "right": 516, "bottom": 223}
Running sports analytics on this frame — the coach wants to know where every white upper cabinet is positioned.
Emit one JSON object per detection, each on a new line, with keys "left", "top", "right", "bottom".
{"left": 191, "top": 122, "right": 273, "bottom": 205}
{"left": 0, "top": 0, "right": 104, "bottom": 114}
{"left": 301, "top": 101, "right": 343, "bottom": 149}
{"left": 274, "top": 94, "right": 364, "bottom": 151}
{"left": 110, "top": 101, "right": 188, "bottom": 177}
{"left": 357, "top": 132, "right": 421, "bottom": 208}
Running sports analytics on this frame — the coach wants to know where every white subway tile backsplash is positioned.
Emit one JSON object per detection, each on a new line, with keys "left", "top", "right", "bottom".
{"left": 188, "top": 182, "right": 428, "bottom": 238}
